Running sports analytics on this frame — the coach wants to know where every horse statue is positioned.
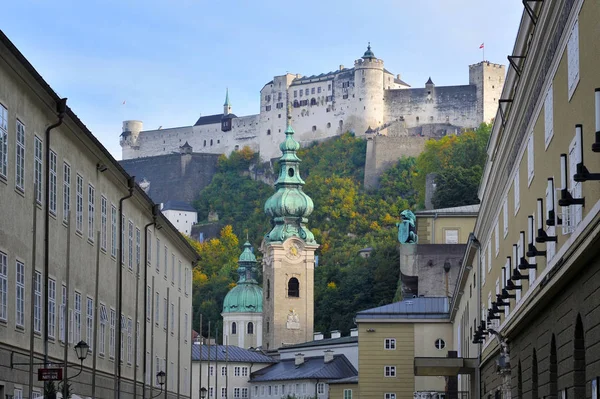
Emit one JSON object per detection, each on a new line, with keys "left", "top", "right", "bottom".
{"left": 397, "top": 209, "right": 418, "bottom": 244}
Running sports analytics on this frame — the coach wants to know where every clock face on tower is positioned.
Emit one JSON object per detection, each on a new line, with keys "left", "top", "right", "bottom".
{"left": 286, "top": 241, "right": 302, "bottom": 261}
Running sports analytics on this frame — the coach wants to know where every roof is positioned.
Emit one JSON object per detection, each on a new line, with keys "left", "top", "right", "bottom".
{"left": 279, "top": 335, "right": 358, "bottom": 351}
{"left": 192, "top": 344, "right": 275, "bottom": 363}
{"left": 328, "top": 375, "right": 359, "bottom": 384}
{"left": 161, "top": 200, "right": 197, "bottom": 213}
{"left": 415, "top": 204, "right": 480, "bottom": 216}
{"left": 0, "top": 30, "right": 200, "bottom": 264}
{"left": 194, "top": 113, "right": 237, "bottom": 126}
{"left": 250, "top": 354, "right": 357, "bottom": 382}
{"left": 426, "top": 77, "right": 434, "bottom": 85}
{"left": 355, "top": 297, "right": 450, "bottom": 320}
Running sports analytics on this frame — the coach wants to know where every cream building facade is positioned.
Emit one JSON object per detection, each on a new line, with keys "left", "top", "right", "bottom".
{"left": 0, "top": 30, "right": 197, "bottom": 398}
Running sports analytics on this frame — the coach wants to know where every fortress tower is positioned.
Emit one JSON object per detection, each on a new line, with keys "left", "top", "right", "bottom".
{"left": 469, "top": 61, "right": 506, "bottom": 124}
{"left": 120, "top": 120, "right": 143, "bottom": 160}
{"left": 353, "top": 44, "right": 385, "bottom": 134}
{"left": 261, "top": 114, "right": 318, "bottom": 352}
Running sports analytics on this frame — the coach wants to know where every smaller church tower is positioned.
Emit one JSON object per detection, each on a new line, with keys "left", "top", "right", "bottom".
{"left": 222, "top": 241, "right": 263, "bottom": 348}
{"left": 224, "top": 88, "right": 232, "bottom": 116}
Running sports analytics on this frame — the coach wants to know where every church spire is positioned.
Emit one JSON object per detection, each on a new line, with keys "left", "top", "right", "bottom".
{"left": 223, "top": 88, "right": 232, "bottom": 115}
{"left": 237, "top": 241, "right": 258, "bottom": 284}
{"left": 263, "top": 104, "right": 315, "bottom": 244}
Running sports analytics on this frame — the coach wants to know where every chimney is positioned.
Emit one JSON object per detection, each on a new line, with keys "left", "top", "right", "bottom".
{"left": 314, "top": 332, "right": 324, "bottom": 341}
{"left": 339, "top": 65, "right": 345, "bottom": 71}
{"left": 397, "top": 74, "right": 401, "bottom": 80}
{"left": 324, "top": 350, "right": 334, "bottom": 363}
{"left": 350, "top": 328, "right": 358, "bottom": 337}
{"left": 295, "top": 353, "right": 305, "bottom": 366}
{"left": 331, "top": 330, "right": 341, "bottom": 339}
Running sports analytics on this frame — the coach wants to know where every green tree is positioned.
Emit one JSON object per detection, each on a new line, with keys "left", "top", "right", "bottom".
{"left": 431, "top": 166, "right": 482, "bottom": 208}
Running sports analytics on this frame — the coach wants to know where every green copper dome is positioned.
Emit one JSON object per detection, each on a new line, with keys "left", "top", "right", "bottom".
{"left": 264, "top": 118, "right": 316, "bottom": 244}
{"left": 223, "top": 242, "right": 263, "bottom": 313}
{"left": 362, "top": 43, "right": 376, "bottom": 60}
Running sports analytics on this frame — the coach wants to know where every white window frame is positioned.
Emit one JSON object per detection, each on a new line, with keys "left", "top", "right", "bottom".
{"left": 128, "top": 220, "right": 134, "bottom": 270}
{"left": 385, "top": 394, "right": 396, "bottom": 399}
{"left": 384, "top": 338, "right": 396, "bottom": 350}
{"left": 171, "top": 254, "right": 175, "bottom": 284}
{"left": 221, "top": 366, "right": 227, "bottom": 376}
{"left": 156, "top": 238, "right": 160, "bottom": 273}
{"left": 184, "top": 267, "right": 189, "bottom": 295}
{"left": 49, "top": 150, "right": 57, "bottom": 214}
{"left": 170, "top": 302, "right": 175, "bottom": 332}
{"left": 544, "top": 84, "right": 554, "bottom": 148}
{"left": 120, "top": 315, "right": 126, "bottom": 362}
{"left": 0, "top": 252, "right": 8, "bottom": 321}
{"left": 34, "top": 136, "right": 43, "bottom": 203}
{"left": 241, "top": 387, "right": 248, "bottom": 398}
{"left": 99, "top": 304, "right": 107, "bottom": 356}
{"left": 567, "top": 19, "right": 580, "bottom": 100}
{"left": 121, "top": 215, "right": 125, "bottom": 265}
{"left": 109, "top": 308, "right": 116, "bottom": 359}
{"left": 34, "top": 271, "right": 42, "bottom": 333}
{"left": 87, "top": 297, "right": 94, "bottom": 352}
{"left": 15, "top": 120, "right": 25, "bottom": 191}
{"left": 503, "top": 197, "right": 509, "bottom": 238}
{"left": 155, "top": 292, "right": 160, "bottom": 325}
{"left": 494, "top": 221, "right": 499, "bottom": 257}
{"left": 178, "top": 260, "right": 182, "bottom": 290}
{"left": 60, "top": 285, "right": 66, "bottom": 342}
{"left": 63, "top": 162, "right": 71, "bottom": 223}
{"left": 527, "top": 135, "right": 534, "bottom": 186}
{"left": 136, "top": 228, "right": 141, "bottom": 270}
{"left": 146, "top": 286, "right": 151, "bottom": 320}
{"left": 48, "top": 278, "right": 56, "bottom": 338}
{"left": 242, "top": 366, "right": 248, "bottom": 377}
{"left": 164, "top": 245, "right": 168, "bottom": 278}
{"left": 384, "top": 365, "right": 396, "bottom": 377}
{"left": 487, "top": 241, "right": 492, "bottom": 272}
{"left": 127, "top": 317, "right": 133, "bottom": 365}
{"left": 163, "top": 298, "right": 167, "bottom": 330}
{"left": 513, "top": 172, "right": 520, "bottom": 215}
{"left": 101, "top": 196, "right": 107, "bottom": 250}
{"left": 88, "top": 184, "right": 95, "bottom": 241}
{"left": 184, "top": 313, "right": 189, "bottom": 342}
{"left": 14, "top": 388, "right": 23, "bottom": 399}
{"left": 344, "top": 389, "right": 352, "bottom": 399}
{"left": 16, "top": 260, "right": 25, "bottom": 327}
{"left": 136, "top": 320, "right": 140, "bottom": 364}
{"left": 0, "top": 104, "right": 7, "bottom": 178}
{"left": 76, "top": 174, "right": 83, "bottom": 233}
{"left": 111, "top": 204, "right": 117, "bottom": 257}
{"left": 74, "top": 291, "right": 81, "bottom": 343}
{"left": 147, "top": 231, "right": 152, "bottom": 266}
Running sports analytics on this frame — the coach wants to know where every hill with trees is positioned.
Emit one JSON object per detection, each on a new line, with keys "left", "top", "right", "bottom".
{"left": 191, "top": 124, "right": 491, "bottom": 339}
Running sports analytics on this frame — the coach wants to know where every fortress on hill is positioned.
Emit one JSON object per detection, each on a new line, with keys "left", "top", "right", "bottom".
{"left": 120, "top": 45, "right": 505, "bottom": 188}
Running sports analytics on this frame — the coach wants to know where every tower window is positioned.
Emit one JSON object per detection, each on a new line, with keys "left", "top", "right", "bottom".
{"left": 266, "top": 279, "right": 270, "bottom": 299}
{"left": 327, "top": 122, "right": 331, "bottom": 128}
{"left": 203, "top": 140, "right": 206, "bottom": 147}
{"left": 288, "top": 278, "right": 300, "bottom": 297}
{"left": 267, "top": 129, "right": 271, "bottom": 135}
{"left": 232, "top": 322, "right": 237, "bottom": 335}
{"left": 247, "top": 322, "right": 254, "bottom": 335}
{"left": 288, "top": 168, "right": 295, "bottom": 177}
{"left": 312, "top": 126, "right": 316, "bottom": 132}
{"left": 210, "top": 139, "right": 213, "bottom": 146}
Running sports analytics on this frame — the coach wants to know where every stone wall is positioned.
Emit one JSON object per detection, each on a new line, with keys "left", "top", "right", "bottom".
{"left": 119, "top": 152, "right": 221, "bottom": 204}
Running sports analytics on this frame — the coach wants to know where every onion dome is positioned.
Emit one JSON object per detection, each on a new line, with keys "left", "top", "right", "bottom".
{"left": 264, "top": 116, "right": 316, "bottom": 244}
{"left": 222, "top": 241, "right": 262, "bottom": 313}
{"left": 362, "top": 43, "right": 376, "bottom": 60}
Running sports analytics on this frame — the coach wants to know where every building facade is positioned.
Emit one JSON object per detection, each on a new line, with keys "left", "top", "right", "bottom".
{"left": 161, "top": 200, "right": 198, "bottom": 236}
{"left": 120, "top": 46, "right": 504, "bottom": 162}
{"left": 0, "top": 30, "right": 197, "bottom": 398}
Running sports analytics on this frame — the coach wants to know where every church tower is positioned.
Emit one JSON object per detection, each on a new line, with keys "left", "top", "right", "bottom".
{"left": 222, "top": 241, "right": 263, "bottom": 348}
{"left": 261, "top": 110, "right": 318, "bottom": 352}
{"left": 224, "top": 88, "right": 232, "bottom": 116}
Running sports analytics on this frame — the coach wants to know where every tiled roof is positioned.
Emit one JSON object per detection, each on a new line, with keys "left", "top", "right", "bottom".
{"left": 162, "top": 200, "right": 197, "bottom": 212}
{"left": 415, "top": 204, "right": 480, "bottom": 216}
{"left": 356, "top": 297, "right": 450, "bottom": 320}
{"left": 328, "top": 375, "right": 358, "bottom": 384}
{"left": 279, "top": 335, "right": 357, "bottom": 351}
{"left": 191, "top": 344, "right": 275, "bottom": 363}
{"left": 194, "top": 113, "right": 237, "bottom": 126}
{"left": 250, "top": 354, "right": 357, "bottom": 382}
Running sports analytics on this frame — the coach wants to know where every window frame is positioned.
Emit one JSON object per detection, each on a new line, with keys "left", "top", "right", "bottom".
{"left": 15, "top": 120, "right": 25, "bottom": 191}
{"left": 76, "top": 174, "right": 84, "bottom": 233}
{"left": 384, "top": 365, "right": 396, "bottom": 377}
{"left": 15, "top": 260, "right": 25, "bottom": 327}
{"left": 0, "top": 252, "right": 6, "bottom": 322}
{"left": 34, "top": 136, "right": 43, "bottom": 203}
{"left": 384, "top": 338, "right": 396, "bottom": 350}
{"left": 49, "top": 150, "right": 57, "bottom": 214}
{"left": 0, "top": 103, "right": 7, "bottom": 178}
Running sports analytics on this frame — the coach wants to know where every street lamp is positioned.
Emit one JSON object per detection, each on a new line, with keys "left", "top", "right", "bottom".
{"left": 151, "top": 371, "right": 166, "bottom": 398}
{"left": 200, "top": 387, "right": 208, "bottom": 399}
{"left": 74, "top": 341, "right": 90, "bottom": 362}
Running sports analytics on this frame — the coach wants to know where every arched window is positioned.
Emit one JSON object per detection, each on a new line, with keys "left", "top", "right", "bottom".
{"left": 247, "top": 322, "right": 254, "bottom": 335}
{"left": 288, "top": 277, "right": 299, "bottom": 297}
{"left": 550, "top": 334, "right": 557, "bottom": 397}
{"left": 231, "top": 322, "right": 237, "bottom": 335}
{"left": 266, "top": 279, "right": 270, "bottom": 300}
{"left": 532, "top": 349, "right": 538, "bottom": 399}
{"left": 574, "top": 314, "right": 586, "bottom": 397}
{"left": 210, "top": 139, "right": 213, "bottom": 146}
{"left": 203, "top": 140, "right": 206, "bottom": 147}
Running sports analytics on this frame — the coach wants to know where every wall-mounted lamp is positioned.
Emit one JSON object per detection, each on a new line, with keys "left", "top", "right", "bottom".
{"left": 501, "top": 288, "right": 516, "bottom": 299}
{"left": 558, "top": 154, "right": 585, "bottom": 206}
{"left": 366, "top": 328, "right": 376, "bottom": 333}
{"left": 511, "top": 245, "right": 529, "bottom": 281}
{"left": 546, "top": 178, "right": 561, "bottom": 226}
{"left": 518, "top": 231, "right": 537, "bottom": 270}
{"left": 536, "top": 198, "right": 557, "bottom": 243}
{"left": 526, "top": 215, "right": 546, "bottom": 257}
{"left": 573, "top": 124, "right": 600, "bottom": 182}
{"left": 96, "top": 163, "right": 108, "bottom": 173}
{"left": 495, "top": 294, "right": 509, "bottom": 307}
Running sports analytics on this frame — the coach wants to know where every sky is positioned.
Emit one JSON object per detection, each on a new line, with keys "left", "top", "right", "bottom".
{"left": 2, "top": 0, "right": 523, "bottom": 160}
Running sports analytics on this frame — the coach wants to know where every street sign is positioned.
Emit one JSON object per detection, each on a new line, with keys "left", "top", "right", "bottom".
{"left": 38, "top": 368, "right": 63, "bottom": 381}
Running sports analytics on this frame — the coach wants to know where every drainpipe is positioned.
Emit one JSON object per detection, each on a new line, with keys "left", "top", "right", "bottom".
{"left": 115, "top": 176, "right": 136, "bottom": 398}
{"left": 143, "top": 205, "right": 160, "bottom": 398}
{"left": 43, "top": 98, "right": 67, "bottom": 367}
{"left": 431, "top": 212, "right": 438, "bottom": 243}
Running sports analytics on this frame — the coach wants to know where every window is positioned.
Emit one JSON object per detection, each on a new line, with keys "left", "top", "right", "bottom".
{"left": 14, "top": 388, "right": 23, "bottom": 399}
{"left": 76, "top": 174, "right": 83, "bottom": 232}
{"left": 184, "top": 267, "right": 188, "bottom": 294}
{"left": 34, "top": 142, "right": 45, "bottom": 205}
{"left": 164, "top": 245, "right": 168, "bottom": 278}
{"left": 147, "top": 231, "right": 152, "bottom": 266}
{"left": 163, "top": 297, "right": 167, "bottom": 329}
{"left": 49, "top": 151, "right": 57, "bottom": 214}
{"left": 127, "top": 318, "right": 133, "bottom": 364}
{"left": 232, "top": 322, "right": 237, "bottom": 334}
{"left": 241, "top": 366, "right": 248, "bottom": 377}
{"left": 60, "top": 285, "right": 66, "bottom": 342}
{"left": 385, "top": 394, "right": 396, "bottom": 399}
{"left": 481, "top": 248, "right": 486, "bottom": 286}
{"left": 545, "top": 84, "right": 554, "bottom": 147}
{"left": 184, "top": 313, "right": 189, "bottom": 342}
{"left": 384, "top": 366, "right": 396, "bottom": 377}
{"left": 514, "top": 172, "right": 520, "bottom": 215}
{"left": 63, "top": 163, "right": 71, "bottom": 222}
{"left": 234, "top": 366, "right": 241, "bottom": 376}
{"left": 435, "top": 338, "right": 446, "bottom": 349}
{"left": 241, "top": 388, "right": 248, "bottom": 398}
{"left": 288, "top": 277, "right": 299, "bottom": 297}
{"left": 317, "top": 87, "right": 322, "bottom": 93}
{"left": 494, "top": 222, "right": 499, "bottom": 257}
{"left": 178, "top": 260, "right": 182, "bottom": 289}
{"left": 527, "top": 135, "right": 534, "bottom": 185}
{"left": 444, "top": 229, "right": 459, "bottom": 244}
{"left": 305, "top": 89, "right": 309, "bottom": 95}
{"left": 170, "top": 303, "right": 175, "bottom": 331}
{"left": 317, "top": 383, "right": 325, "bottom": 394}
{"left": 99, "top": 304, "right": 107, "bottom": 355}
{"left": 128, "top": 221, "right": 134, "bottom": 270}
{"left": 155, "top": 292, "right": 160, "bottom": 324}
{"left": 87, "top": 184, "right": 96, "bottom": 240}
{"left": 503, "top": 197, "right": 508, "bottom": 238}
{"left": 156, "top": 238, "right": 160, "bottom": 273}
{"left": 15, "top": 120, "right": 25, "bottom": 191}
{"left": 155, "top": 356, "right": 160, "bottom": 385}
{"left": 221, "top": 366, "right": 227, "bottom": 376}
{"left": 565, "top": 135, "right": 583, "bottom": 230}
{"left": 210, "top": 366, "right": 214, "bottom": 376}
{"left": 146, "top": 286, "right": 151, "bottom": 320}
{"left": 48, "top": 278, "right": 56, "bottom": 338}
{"left": 0, "top": 252, "right": 6, "bottom": 321}
{"left": 121, "top": 215, "right": 125, "bottom": 264}
{"left": 34, "top": 271, "right": 42, "bottom": 333}
{"left": 109, "top": 308, "right": 116, "bottom": 359}
{"left": 111, "top": 205, "right": 117, "bottom": 257}
{"left": 384, "top": 338, "right": 396, "bottom": 350}
{"left": 344, "top": 389, "right": 352, "bottom": 399}
{"left": 74, "top": 291, "right": 81, "bottom": 343}
{"left": 487, "top": 241, "right": 492, "bottom": 272}
{"left": 171, "top": 254, "right": 175, "bottom": 284}
{"left": 247, "top": 322, "right": 254, "bottom": 334}
{"left": 294, "top": 90, "right": 297, "bottom": 98}
{"left": 120, "top": 315, "right": 126, "bottom": 362}
{"left": 221, "top": 387, "right": 227, "bottom": 398}
{"left": 0, "top": 104, "right": 6, "bottom": 177}
{"left": 567, "top": 19, "right": 580, "bottom": 99}
{"left": 100, "top": 197, "right": 107, "bottom": 250}
{"left": 136, "top": 229, "right": 142, "bottom": 270}
{"left": 16, "top": 261, "right": 24, "bottom": 327}
{"left": 311, "top": 87, "right": 315, "bottom": 94}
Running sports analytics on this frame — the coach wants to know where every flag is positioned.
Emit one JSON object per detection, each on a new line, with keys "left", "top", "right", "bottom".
{"left": 479, "top": 43, "right": 485, "bottom": 49}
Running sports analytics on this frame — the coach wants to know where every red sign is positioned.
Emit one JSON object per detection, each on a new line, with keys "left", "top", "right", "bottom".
{"left": 38, "top": 368, "right": 63, "bottom": 381}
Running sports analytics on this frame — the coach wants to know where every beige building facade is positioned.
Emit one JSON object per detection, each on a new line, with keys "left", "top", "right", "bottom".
{"left": 0, "top": 31, "right": 197, "bottom": 398}
{"left": 415, "top": 205, "right": 479, "bottom": 245}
